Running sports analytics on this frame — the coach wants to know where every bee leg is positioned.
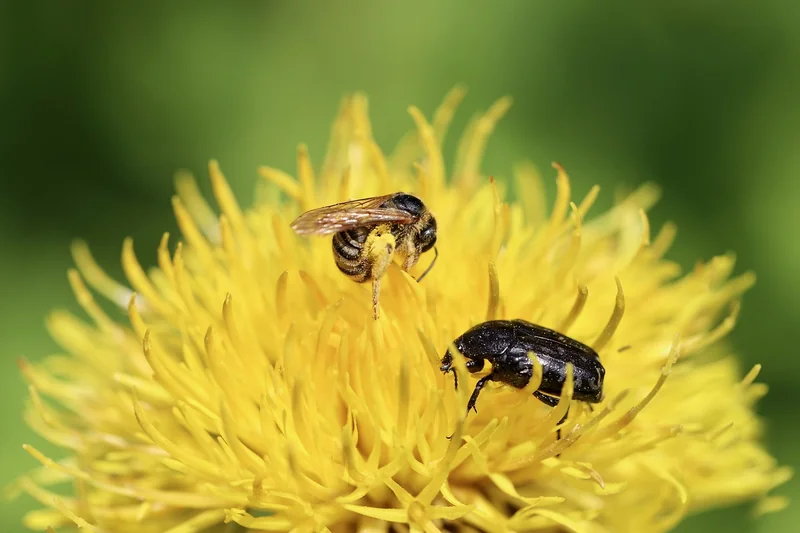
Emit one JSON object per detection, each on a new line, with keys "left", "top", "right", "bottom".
{"left": 368, "top": 235, "right": 396, "bottom": 320}
{"left": 371, "top": 278, "right": 381, "bottom": 320}
{"left": 401, "top": 248, "right": 418, "bottom": 272}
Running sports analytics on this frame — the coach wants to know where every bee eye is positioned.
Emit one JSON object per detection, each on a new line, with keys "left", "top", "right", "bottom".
{"left": 418, "top": 226, "right": 436, "bottom": 252}
{"left": 422, "top": 224, "right": 437, "bottom": 242}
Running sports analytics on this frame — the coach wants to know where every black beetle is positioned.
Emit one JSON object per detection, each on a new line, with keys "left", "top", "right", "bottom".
{"left": 440, "top": 319, "right": 605, "bottom": 415}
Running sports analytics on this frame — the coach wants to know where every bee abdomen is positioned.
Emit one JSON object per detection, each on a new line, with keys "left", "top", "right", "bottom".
{"left": 333, "top": 231, "right": 362, "bottom": 260}
{"left": 333, "top": 229, "right": 370, "bottom": 283}
{"left": 335, "top": 257, "right": 370, "bottom": 282}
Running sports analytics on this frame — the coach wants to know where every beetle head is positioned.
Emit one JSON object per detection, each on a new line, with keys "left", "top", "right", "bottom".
{"left": 440, "top": 344, "right": 485, "bottom": 375}
{"left": 440, "top": 339, "right": 470, "bottom": 375}
{"left": 440, "top": 349, "right": 457, "bottom": 389}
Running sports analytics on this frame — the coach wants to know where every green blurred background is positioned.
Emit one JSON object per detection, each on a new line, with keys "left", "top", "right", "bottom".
{"left": 1, "top": 1, "right": 798, "bottom": 531}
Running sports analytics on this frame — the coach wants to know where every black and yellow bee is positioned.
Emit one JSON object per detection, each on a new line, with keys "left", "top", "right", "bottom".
{"left": 291, "top": 193, "right": 438, "bottom": 319}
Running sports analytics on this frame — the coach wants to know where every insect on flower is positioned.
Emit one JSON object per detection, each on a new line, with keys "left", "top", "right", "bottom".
{"left": 290, "top": 192, "right": 438, "bottom": 319}
{"left": 441, "top": 319, "right": 606, "bottom": 416}
{"left": 9, "top": 89, "right": 789, "bottom": 533}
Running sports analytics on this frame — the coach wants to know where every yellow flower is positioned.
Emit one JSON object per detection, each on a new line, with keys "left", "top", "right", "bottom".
{"left": 10, "top": 88, "right": 790, "bottom": 533}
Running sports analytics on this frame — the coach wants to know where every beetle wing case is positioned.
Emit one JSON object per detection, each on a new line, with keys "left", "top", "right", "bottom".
{"left": 454, "top": 320, "right": 518, "bottom": 357}
{"left": 510, "top": 320, "right": 605, "bottom": 402}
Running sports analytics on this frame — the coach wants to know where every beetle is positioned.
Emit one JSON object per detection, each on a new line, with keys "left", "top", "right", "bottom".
{"left": 440, "top": 319, "right": 605, "bottom": 416}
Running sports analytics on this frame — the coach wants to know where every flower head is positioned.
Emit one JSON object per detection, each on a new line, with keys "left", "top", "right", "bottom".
{"left": 10, "top": 88, "right": 790, "bottom": 532}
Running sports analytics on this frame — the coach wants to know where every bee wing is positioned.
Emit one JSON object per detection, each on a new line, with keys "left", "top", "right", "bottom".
{"left": 291, "top": 208, "right": 414, "bottom": 235}
{"left": 291, "top": 195, "right": 416, "bottom": 235}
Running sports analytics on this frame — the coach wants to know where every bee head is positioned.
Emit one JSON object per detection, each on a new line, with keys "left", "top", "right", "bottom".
{"left": 391, "top": 193, "right": 426, "bottom": 216}
{"left": 419, "top": 215, "right": 437, "bottom": 253}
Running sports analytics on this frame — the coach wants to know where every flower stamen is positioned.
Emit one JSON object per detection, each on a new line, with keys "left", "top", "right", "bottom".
{"left": 71, "top": 240, "right": 134, "bottom": 309}
{"left": 555, "top": 202, "right": 583, "bottom": 286}
{"left": 600, "top": 334, "right": 681, "bottom": 438}
{"left": 11, "top": 89, "right": 786, "bottom": 532}
{"left": 486, "top": 261, "right": 500, "bottom": 321}
{"left": 592, "top": 276, "right": 625, "bottom": 353}
{"left": 454, "top": 97, "right": 512, "bottom": 190}
{"left": 558, "top": 284, "right": 588, "bottom": 334}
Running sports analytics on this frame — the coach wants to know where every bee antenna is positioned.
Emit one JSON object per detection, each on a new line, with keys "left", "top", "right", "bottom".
{"left": 415, "top": 246, "right": 438, "bottom": 283}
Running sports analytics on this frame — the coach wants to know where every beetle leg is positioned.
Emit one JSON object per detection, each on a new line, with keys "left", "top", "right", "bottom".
{"left": 554, "top": 403, "right": 591, "bottom": 449}
{"left": 466, "top": 375, "right": 493, "bottom": 414}
{"left": 555, "top": 406, "right": 571, "bottom": 443}
{"left": 465, "top": 358, "right": 485, "bottom": 373}
{"left": 533, "top": 391, "right": 570, "bottom": 443}
{"left": 532, "top": 390, "right": 560, "bottom": 407}
{"left": 446, "top": 372, "right": 492, "bottom": 440}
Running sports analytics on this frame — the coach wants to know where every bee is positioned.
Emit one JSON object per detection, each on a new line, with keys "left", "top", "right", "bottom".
{"left": 290, "top": 193, "right": 438, "bottom": 319}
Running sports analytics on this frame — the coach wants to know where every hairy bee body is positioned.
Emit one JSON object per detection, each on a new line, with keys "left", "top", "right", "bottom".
{"left": 291, "top": 192, "right": 438, "bottom": 319}
{"left": 331, "top": 224, "right": 389, "bottom": 282}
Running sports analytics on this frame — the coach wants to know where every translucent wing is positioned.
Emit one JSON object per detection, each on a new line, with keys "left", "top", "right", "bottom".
{"left": 290, "top": 194, "right": 416, "bottom": 235}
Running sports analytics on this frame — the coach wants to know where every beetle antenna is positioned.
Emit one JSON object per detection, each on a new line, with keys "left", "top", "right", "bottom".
{"left": 415, "top": 246, "right": 438, "bottom": 282}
